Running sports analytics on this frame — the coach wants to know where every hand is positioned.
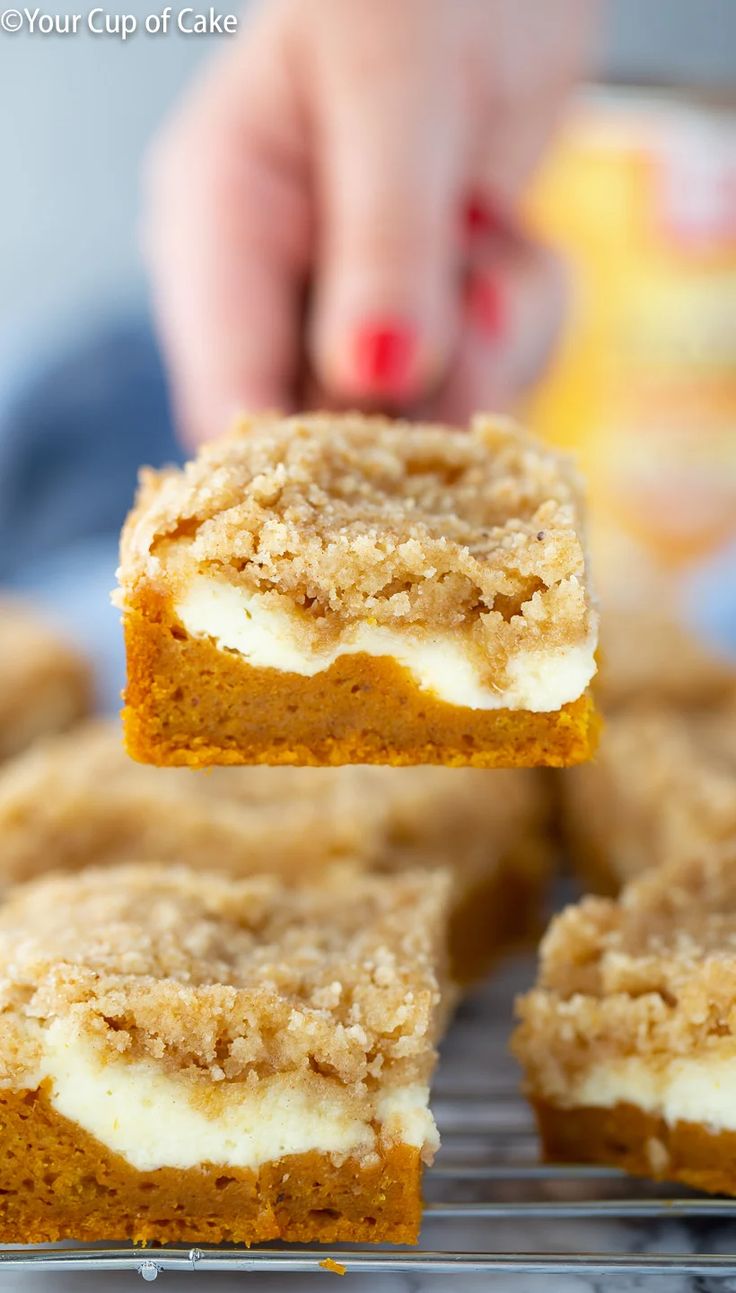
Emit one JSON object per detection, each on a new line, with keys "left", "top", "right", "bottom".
{"left": 145, "top": 0, "right": 594, "bottom": 443}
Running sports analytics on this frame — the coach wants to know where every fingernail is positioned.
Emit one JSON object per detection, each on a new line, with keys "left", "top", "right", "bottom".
{"left": 464, "top": 274, "right": 507, "bottom": 339}
{"left": 352, "top": 320, "right": 418, "bottom": 397}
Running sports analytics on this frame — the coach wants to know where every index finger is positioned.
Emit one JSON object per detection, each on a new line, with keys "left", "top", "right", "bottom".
{"left": 143, "top": 27, "right": 311, "bottom": 444}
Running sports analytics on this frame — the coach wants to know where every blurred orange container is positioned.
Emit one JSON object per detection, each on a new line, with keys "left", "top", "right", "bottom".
{"left": 527, "top": 89, "right": 736, "bottom": 565}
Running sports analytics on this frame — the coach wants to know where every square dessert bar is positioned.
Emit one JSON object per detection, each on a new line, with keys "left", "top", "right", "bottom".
{"left": 562, "top": 701, "right": 736, "bottom": 893}
{"left": 590, "top": 532, "right": 736, "bottom": 711}
{"left": 599, "top": 603, "right": 736, "bottom": 711}
{"left": 116, "top": 413, "right": 599, "bottom": 768}
{"left": 0, "top": 720, "right": 550, "bottom": 985}
{"left": 514, "top": 850, "right": 736, "bottom": 1196}
{"left": 0, "top": 863, "right": 448, "bottom": 1245}
{"left": 0, "top": 598, "right": 91, "bottom": 761}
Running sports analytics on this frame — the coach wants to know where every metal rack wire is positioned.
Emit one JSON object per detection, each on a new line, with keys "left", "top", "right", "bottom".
{"left": 3, "top": 957, "right": 736, "bottom": 1281}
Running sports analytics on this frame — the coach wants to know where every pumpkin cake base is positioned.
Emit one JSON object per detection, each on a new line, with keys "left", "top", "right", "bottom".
{"left": 0, "top": 1086, "right": 422, "bottom": 1245}
{"left": 534, "top": 1099, "right": 736, "bottom": 1198}
{"left": 122, "top": 594, "right": 597, "bottom": 769}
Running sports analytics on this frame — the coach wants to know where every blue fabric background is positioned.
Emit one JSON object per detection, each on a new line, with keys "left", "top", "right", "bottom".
{"left": 0, "top": 314, "right": 181, "bottom": 705}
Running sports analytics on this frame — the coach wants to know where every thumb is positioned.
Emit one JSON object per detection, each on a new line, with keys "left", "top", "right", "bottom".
{"left": 308, "top": 55, "right": 467, "bottom": 405}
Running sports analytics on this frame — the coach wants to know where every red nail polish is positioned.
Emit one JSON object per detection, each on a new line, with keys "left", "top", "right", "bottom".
{"left": 463, "top": 195, "right": 503, "bottom": 240}
{"left": 352, "top": 321, "right": 417, "bottom": 397}
{"left": 464, "top": 274, "right": 506, "bottom": 338}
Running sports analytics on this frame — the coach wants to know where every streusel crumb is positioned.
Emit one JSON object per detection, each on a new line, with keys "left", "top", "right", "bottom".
{"left": 0, "top": 599, "right": 91, "bottom": 760}
{"left": 0, "top": 864, "right": 448, "bottom": 1093}
{"left": 117, "top": 412, "right": 594, "bottom": 656}
{"left": 515, "top": 849, "right": 736, "bottom": 1098}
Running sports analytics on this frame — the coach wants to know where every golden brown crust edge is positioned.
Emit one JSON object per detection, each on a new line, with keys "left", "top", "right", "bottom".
{"left": 122, "top": 591, "right": 598, "bottom": 769}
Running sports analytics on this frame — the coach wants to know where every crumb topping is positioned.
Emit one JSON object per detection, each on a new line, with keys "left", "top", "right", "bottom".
{"left": 117, "top": 413, "right": 595, "bottom": 661}
{"left": 0, "top": 720, "right": 544, "bottom": 888}
{"left": 0, "top": 864, "right": 448, "bottom": 1095}
{"left": 515, "top": 849, "right": 736, "bottom": 1095}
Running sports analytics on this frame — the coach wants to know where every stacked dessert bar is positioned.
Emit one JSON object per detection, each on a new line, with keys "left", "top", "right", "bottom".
{"left": 116, "top": 413, "right": 599, "bottom": 768}
{"left": 516, "top": 848, "right": 736, "bottom": 1196}
{"left": 0, "top": 863, "right": 447, "bottom": 1244}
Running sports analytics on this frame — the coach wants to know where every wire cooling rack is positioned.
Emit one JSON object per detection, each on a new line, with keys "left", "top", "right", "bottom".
{"left": 3, "top": 957, "right": 736, "bottom": 1282}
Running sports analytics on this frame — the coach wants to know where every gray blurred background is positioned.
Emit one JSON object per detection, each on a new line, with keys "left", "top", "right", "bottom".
{"left": 1, "top": 0, "right": 735, "bottom": 352}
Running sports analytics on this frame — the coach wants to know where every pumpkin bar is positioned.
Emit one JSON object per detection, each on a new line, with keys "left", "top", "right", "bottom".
{"left": 590, "top": 532, "right": 736, "bottom": 711}
{"left": 599, "top": 603, "right": 736, "bottom": 711}
{"left": 514, "top": 849, "right": 736, "bottom": 1197}
{"left": 0, "top": 598, "right": 91, "bottom": 761}
{"left": 562, "top": 700, "right": 736, "bottom": 893}
{"left": 0, "top": 862, "right": 448, "bottom": 1245}
{"left": 115, "top": 412, "right": 599, "bottom": 768}
{"left": 0, "top": 721, "right": 550, "bottom": 984}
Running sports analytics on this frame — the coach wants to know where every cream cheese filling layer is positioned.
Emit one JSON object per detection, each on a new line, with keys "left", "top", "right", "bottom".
{"left": 35, "top": 1020, "right": 438, "bottom": 1173}
{"left": 569, "top": 1054, "right": 736, "bottom": 1133}
{"left": 174, "top": 574, "right": 597, "bottom": 713}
